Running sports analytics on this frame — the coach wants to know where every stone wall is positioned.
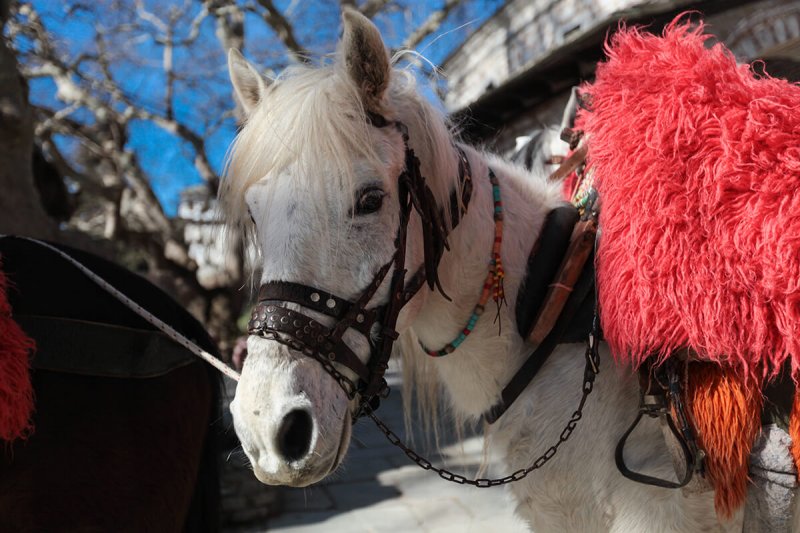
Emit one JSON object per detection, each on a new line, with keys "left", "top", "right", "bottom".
{"left": 443, "top": 0, "right": 696, "bottom": 112}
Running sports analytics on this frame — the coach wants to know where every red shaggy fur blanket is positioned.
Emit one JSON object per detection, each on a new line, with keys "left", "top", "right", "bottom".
{"left": 0, "top": 264, "right": 35, "bottom": 441}
{"left": 576, "top": 19, "right": 800, "bottom": 381}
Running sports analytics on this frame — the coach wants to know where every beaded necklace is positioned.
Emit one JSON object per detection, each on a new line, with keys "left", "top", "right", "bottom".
{"left": 422, "top": 168, "right": 506, "bottom": 357}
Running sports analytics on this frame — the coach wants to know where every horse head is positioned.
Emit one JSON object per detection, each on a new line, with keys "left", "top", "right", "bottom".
{"left": 221, "top": 9, "right": 460, "bottom": 487}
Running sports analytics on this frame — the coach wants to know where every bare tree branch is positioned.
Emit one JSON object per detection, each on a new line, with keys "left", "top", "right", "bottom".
{"left": 134, "top": 108, "right": 220, "bottom": 192}
{"left": 134, "top": 1, "right": 168, "bottom": 33}
{"left": 207, "top": 0, "right": 245, "bottom": 52}
{"left": 361, "top": 0, "right": 392, "bottom": 18}
{"left": 179, "top": 4, "right": 210, "bottom": 46}
{"left": 253, "top": 0, "right": 310, "bottom": 63}
{"left": 164, "top": 26, "right": 176, "bottom": 120}
{"left": 11, "top": 0, "right": 485, "bottom": 352}
{"left": 402, "top": 0, "right": 462, "bottom": 51}
{"left": 15, "top": 4, "right": 178, "bottom": 237}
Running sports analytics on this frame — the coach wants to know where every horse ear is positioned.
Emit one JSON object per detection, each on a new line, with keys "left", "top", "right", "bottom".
{"left": 340, "top": 8, "right": 390, "bottom": 111}
{"left": 228, "top": 49, "right": 269, "bottom": 115}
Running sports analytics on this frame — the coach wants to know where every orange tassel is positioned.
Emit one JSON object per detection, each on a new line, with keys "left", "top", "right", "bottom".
{"left": 686, "top": 363, "right": 761, "bottom": 518}
{"left": 789, "top": 389, "right": 800, "bottom": 479}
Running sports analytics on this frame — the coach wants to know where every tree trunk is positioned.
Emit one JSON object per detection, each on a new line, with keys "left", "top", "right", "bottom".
{"left": 0, "top": 1, "right": 53, "bottom": 239}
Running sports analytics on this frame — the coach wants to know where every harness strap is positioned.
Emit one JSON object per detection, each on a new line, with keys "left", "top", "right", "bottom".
{"left": 548, "top": 142, "right": 588, "bottom": 182}
{"left": 484, "top": 253, "right": 596, "bottom": 424}
{"left": 484, "top": 199, "right": 597, "bottom": 424}
{"left": 256, "top": 281, "right": 379, "bottom": 336}
{"left": 450, "top": 149, "right": 473, "bottom": 229}
{"left": 394, "top": 150, "right": 471, "bottom": 304}
{"left": 248, "top": 303, "right": 371, "bottom": 382}
{"left": 515, "top": 205, "right": 579, "bottom": 340}
{"left": 527, "top": 218, "right": 597, "bottom": 346}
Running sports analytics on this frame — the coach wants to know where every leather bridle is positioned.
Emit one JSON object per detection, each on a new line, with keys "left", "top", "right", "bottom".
{"left": 247, "top": 112, "right": 472, "bottom": 419}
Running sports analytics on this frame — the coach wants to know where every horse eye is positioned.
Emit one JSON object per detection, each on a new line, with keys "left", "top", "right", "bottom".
{"left": 354, "top": 187, "right": 385, "bottom": 216}
{"left": 247, "top": 207, "right": 256, "bottom": 225}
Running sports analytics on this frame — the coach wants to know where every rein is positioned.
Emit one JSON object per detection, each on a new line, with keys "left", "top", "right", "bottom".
{"left": 0, "top": 236, "right": 240, "bottom": 381}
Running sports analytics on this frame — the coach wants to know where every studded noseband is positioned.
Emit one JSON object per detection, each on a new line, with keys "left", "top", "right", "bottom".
{"left": 248, "top": 113, "right": 472, "bottom": 418}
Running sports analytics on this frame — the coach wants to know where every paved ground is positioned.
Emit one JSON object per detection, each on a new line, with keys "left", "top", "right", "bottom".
{"left": 221, "top": 366, "right": 528, "bottom": 532}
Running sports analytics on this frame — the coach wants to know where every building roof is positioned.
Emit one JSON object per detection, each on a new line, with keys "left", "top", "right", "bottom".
{"left": 448, "top": 0, "right": 757, "bottom": 142}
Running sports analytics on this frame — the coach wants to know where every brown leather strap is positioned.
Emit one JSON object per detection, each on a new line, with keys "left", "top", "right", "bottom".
{"left": 249, "top": 303, "right": 370, "bottom": 382}
{"left": 485, "top": 255, "right": 596, "bottom": 424}
{"left": 527, "top": 219, "right": 597, "bottom": 346}
{"left": 450, "top": 148, "right": 473, "bottom": 229}
{"left": 515, "top": 204, "right": 579, "bottom": 340}
{"left": 548, "top": 142, "right": 588, "bottom": 182}
{"left": 257, "top": 281, "right": 379, "bottom": 336}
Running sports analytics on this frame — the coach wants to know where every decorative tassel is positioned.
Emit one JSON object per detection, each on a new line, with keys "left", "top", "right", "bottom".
{"left": 686, "top": 362, "right": 761, "bottom": 518}
{"left": 490, "top": 170, "right": 506, "bottom": 334}
{"left": 0, "top": 262, "right": 35, "bottom": 442}
{"left": 789, "top": 389, "right": 800, "bottom": 481}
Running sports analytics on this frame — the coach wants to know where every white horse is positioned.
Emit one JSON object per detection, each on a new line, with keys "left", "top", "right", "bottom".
{"left": 221, "top": 9, "right": 729, "bottom": 532}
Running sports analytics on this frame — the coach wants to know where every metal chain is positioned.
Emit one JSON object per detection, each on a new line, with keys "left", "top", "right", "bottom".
{"left": 364, "top": 342, "right": 601, "bottom": 487}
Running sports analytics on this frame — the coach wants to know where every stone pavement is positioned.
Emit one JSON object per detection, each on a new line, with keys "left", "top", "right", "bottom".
{"left": 221, "top": 365, "right": 528, "bottom": 532}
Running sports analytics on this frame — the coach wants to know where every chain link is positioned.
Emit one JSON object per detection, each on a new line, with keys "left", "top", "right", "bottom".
{"left": 365, "top": 348, "right": 599, "bottom": 487}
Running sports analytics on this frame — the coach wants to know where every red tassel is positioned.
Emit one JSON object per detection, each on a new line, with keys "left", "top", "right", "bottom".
{"left": 0, "top": 262, "right": 35, "bottom": 441}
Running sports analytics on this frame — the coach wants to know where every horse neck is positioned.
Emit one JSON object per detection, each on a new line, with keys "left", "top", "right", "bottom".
{"left": 408, "top": 146, "right": 564, "bottom": 420}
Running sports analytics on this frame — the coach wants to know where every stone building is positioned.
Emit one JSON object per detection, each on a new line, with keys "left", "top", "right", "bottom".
{"left": 442, "top": 0, "right": 800, "bottom": 153}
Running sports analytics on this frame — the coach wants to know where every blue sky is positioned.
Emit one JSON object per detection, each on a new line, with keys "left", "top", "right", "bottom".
{"left": 26, "top": 1, "right": 503, "bottom": 215}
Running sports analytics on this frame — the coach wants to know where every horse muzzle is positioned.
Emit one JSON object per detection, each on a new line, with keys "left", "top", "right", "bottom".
{"left": 230, "top": 336, "right": 352, "bottom": 486}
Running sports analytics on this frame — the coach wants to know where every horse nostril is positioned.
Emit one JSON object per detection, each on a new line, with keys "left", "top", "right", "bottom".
{"left": 276, "top": 409, "right": 313, "bottom": 462}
